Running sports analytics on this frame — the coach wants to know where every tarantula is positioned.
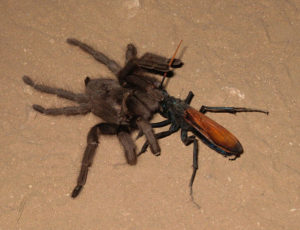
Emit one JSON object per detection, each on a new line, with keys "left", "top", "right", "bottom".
{"left": 23, "top": 38, "right": 182, "bottom": 198}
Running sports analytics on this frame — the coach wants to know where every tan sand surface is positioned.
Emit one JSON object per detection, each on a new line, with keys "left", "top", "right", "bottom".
{"left": 1, "top": 1, "right": 300, "bottom": 229}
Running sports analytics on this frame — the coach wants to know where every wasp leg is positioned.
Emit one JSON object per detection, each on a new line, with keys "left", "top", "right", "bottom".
{"left": 138, "top": 131, "right": 172, "bottom": 156}
{"left": 135, "top": 120, "right": 171, "bottom": 140}
{"left": 67, "top": 38, "right": 121, "bottom": 75}
{"left": 181, "top": 130, "right": 199, "bottom": 190}
{"left": 137, "top": 129, "right": 177, "bottom": 156}
{"left": 199, "top": 106, "right": 269, "bottom": 115}
{"left": 138, "top": 123, "right": 179, "bottom": 155}
{"left": 184, "top": 91, "right": 194, "bottom": 105}
{"left": 72, "top": 123, "right": 120, "bottom": 198}
{"left": 181, "top": 129, "right": 200, "bottom": 208}
{"left": 152, "top": 120, "right": 172, "bottom": 128}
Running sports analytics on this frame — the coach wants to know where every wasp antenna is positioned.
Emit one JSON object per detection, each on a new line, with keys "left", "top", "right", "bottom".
{"left": 159, "top": 40, "right": 183, "bottom": 89}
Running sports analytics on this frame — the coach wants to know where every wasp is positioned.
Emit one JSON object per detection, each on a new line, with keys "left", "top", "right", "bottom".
{"left": 139, "top": 75, "right": 269, "bottom": 206}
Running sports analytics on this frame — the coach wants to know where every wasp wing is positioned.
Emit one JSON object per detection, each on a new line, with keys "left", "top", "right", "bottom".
{"left": 184, "top": 107, "right": 243, "bottom": 154}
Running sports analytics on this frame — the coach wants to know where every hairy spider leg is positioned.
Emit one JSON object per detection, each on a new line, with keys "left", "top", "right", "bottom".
{"left": 23, "top": 76, "right": 91, "bottom": 115}
{"left": 136, "top": 118, "right": 160, "bottom": 156}
{"left": 72, "top": 123, "right": 136, "bottom": 198}
{"left": 23, "top": 75, "right": 88, "bottom": 103}
{"left": 67, "top": 38, "right": 180, "bottom": 93}
{"left": 67, "top": 38, "right": 121, "bottom": 75}
{"left": 124, "top": 94, "right": 161, "bottom": 155}
{"left": 32, "top": 104, "right": 90, "bottom": 116}
{"left": 67, "top": 39, "right": 179, "bottom": 77}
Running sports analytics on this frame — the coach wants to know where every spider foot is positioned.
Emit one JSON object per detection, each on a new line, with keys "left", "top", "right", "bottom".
{"left": 154, "top": 151, "right": 161, "bottom": 156}
{"left": 33, "top": 104, "right": 45, "bottom": 114}
{"left": 23, "top": 75, "right": 34, "bottom": 86}
{"left": 71, "top": 185, "right": 83, "bottom": 198}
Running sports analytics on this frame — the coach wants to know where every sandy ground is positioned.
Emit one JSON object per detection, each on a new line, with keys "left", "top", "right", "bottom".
{"left": 1, "top": 1, "right": 300, "bottom": 229}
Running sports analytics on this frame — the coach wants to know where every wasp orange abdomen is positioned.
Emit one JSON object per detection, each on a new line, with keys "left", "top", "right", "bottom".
{"left": 184, "top": 107, "right": 243, "bottom": 154}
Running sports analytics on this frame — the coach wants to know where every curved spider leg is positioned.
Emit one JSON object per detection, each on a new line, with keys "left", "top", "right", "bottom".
{"left": 181, "top": 129, "right": 200, "bottom": 209}
{"left": 124, "top": 94, "right": 160, "bottom": 155}
{"left": 72, "top": 123, "right": 120, "bottom": 198}
{"left": 23, "top": 75, "right": 88, "bottom": 103}
{"left": 66, "top": 38, "right": 121, "bottom": 75}
{"left": 136, "top": 118, "right": 160, "bottom": 156}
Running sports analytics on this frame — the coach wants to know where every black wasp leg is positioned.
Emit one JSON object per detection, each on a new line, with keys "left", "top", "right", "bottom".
{"left": 181, "top": 130, "right": 199, "bottom": 189}
{"left": 138, "top": 123, "right": 179, "bottom": 156}
{"left": 184, "top": 91, "right": 194, "bottom": 105}
{"left": 23, "top": 76, "right": 88, "bottom": 103}
{"left": 136, "top": 120, "right": 171, "bottom": 140}
{"left": 151, "top": 120, "right": 172, "bottom": 128}
{"left": 66, "top": 38, "right": 121, "bottom": 75}
{"left": 181, "top": 129, "right": 200, "bottom": 208}
{"left": 199, "top": 106, "right": 269, "bottom": 115}
{"left": 137, "top": 130, "right": 176, "bottom": 156}
{"left": 72, "top": 123, "right": 119, "bottom": 198}
{"left": 32, "top": 104, "right": 91, "bottom": 116}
